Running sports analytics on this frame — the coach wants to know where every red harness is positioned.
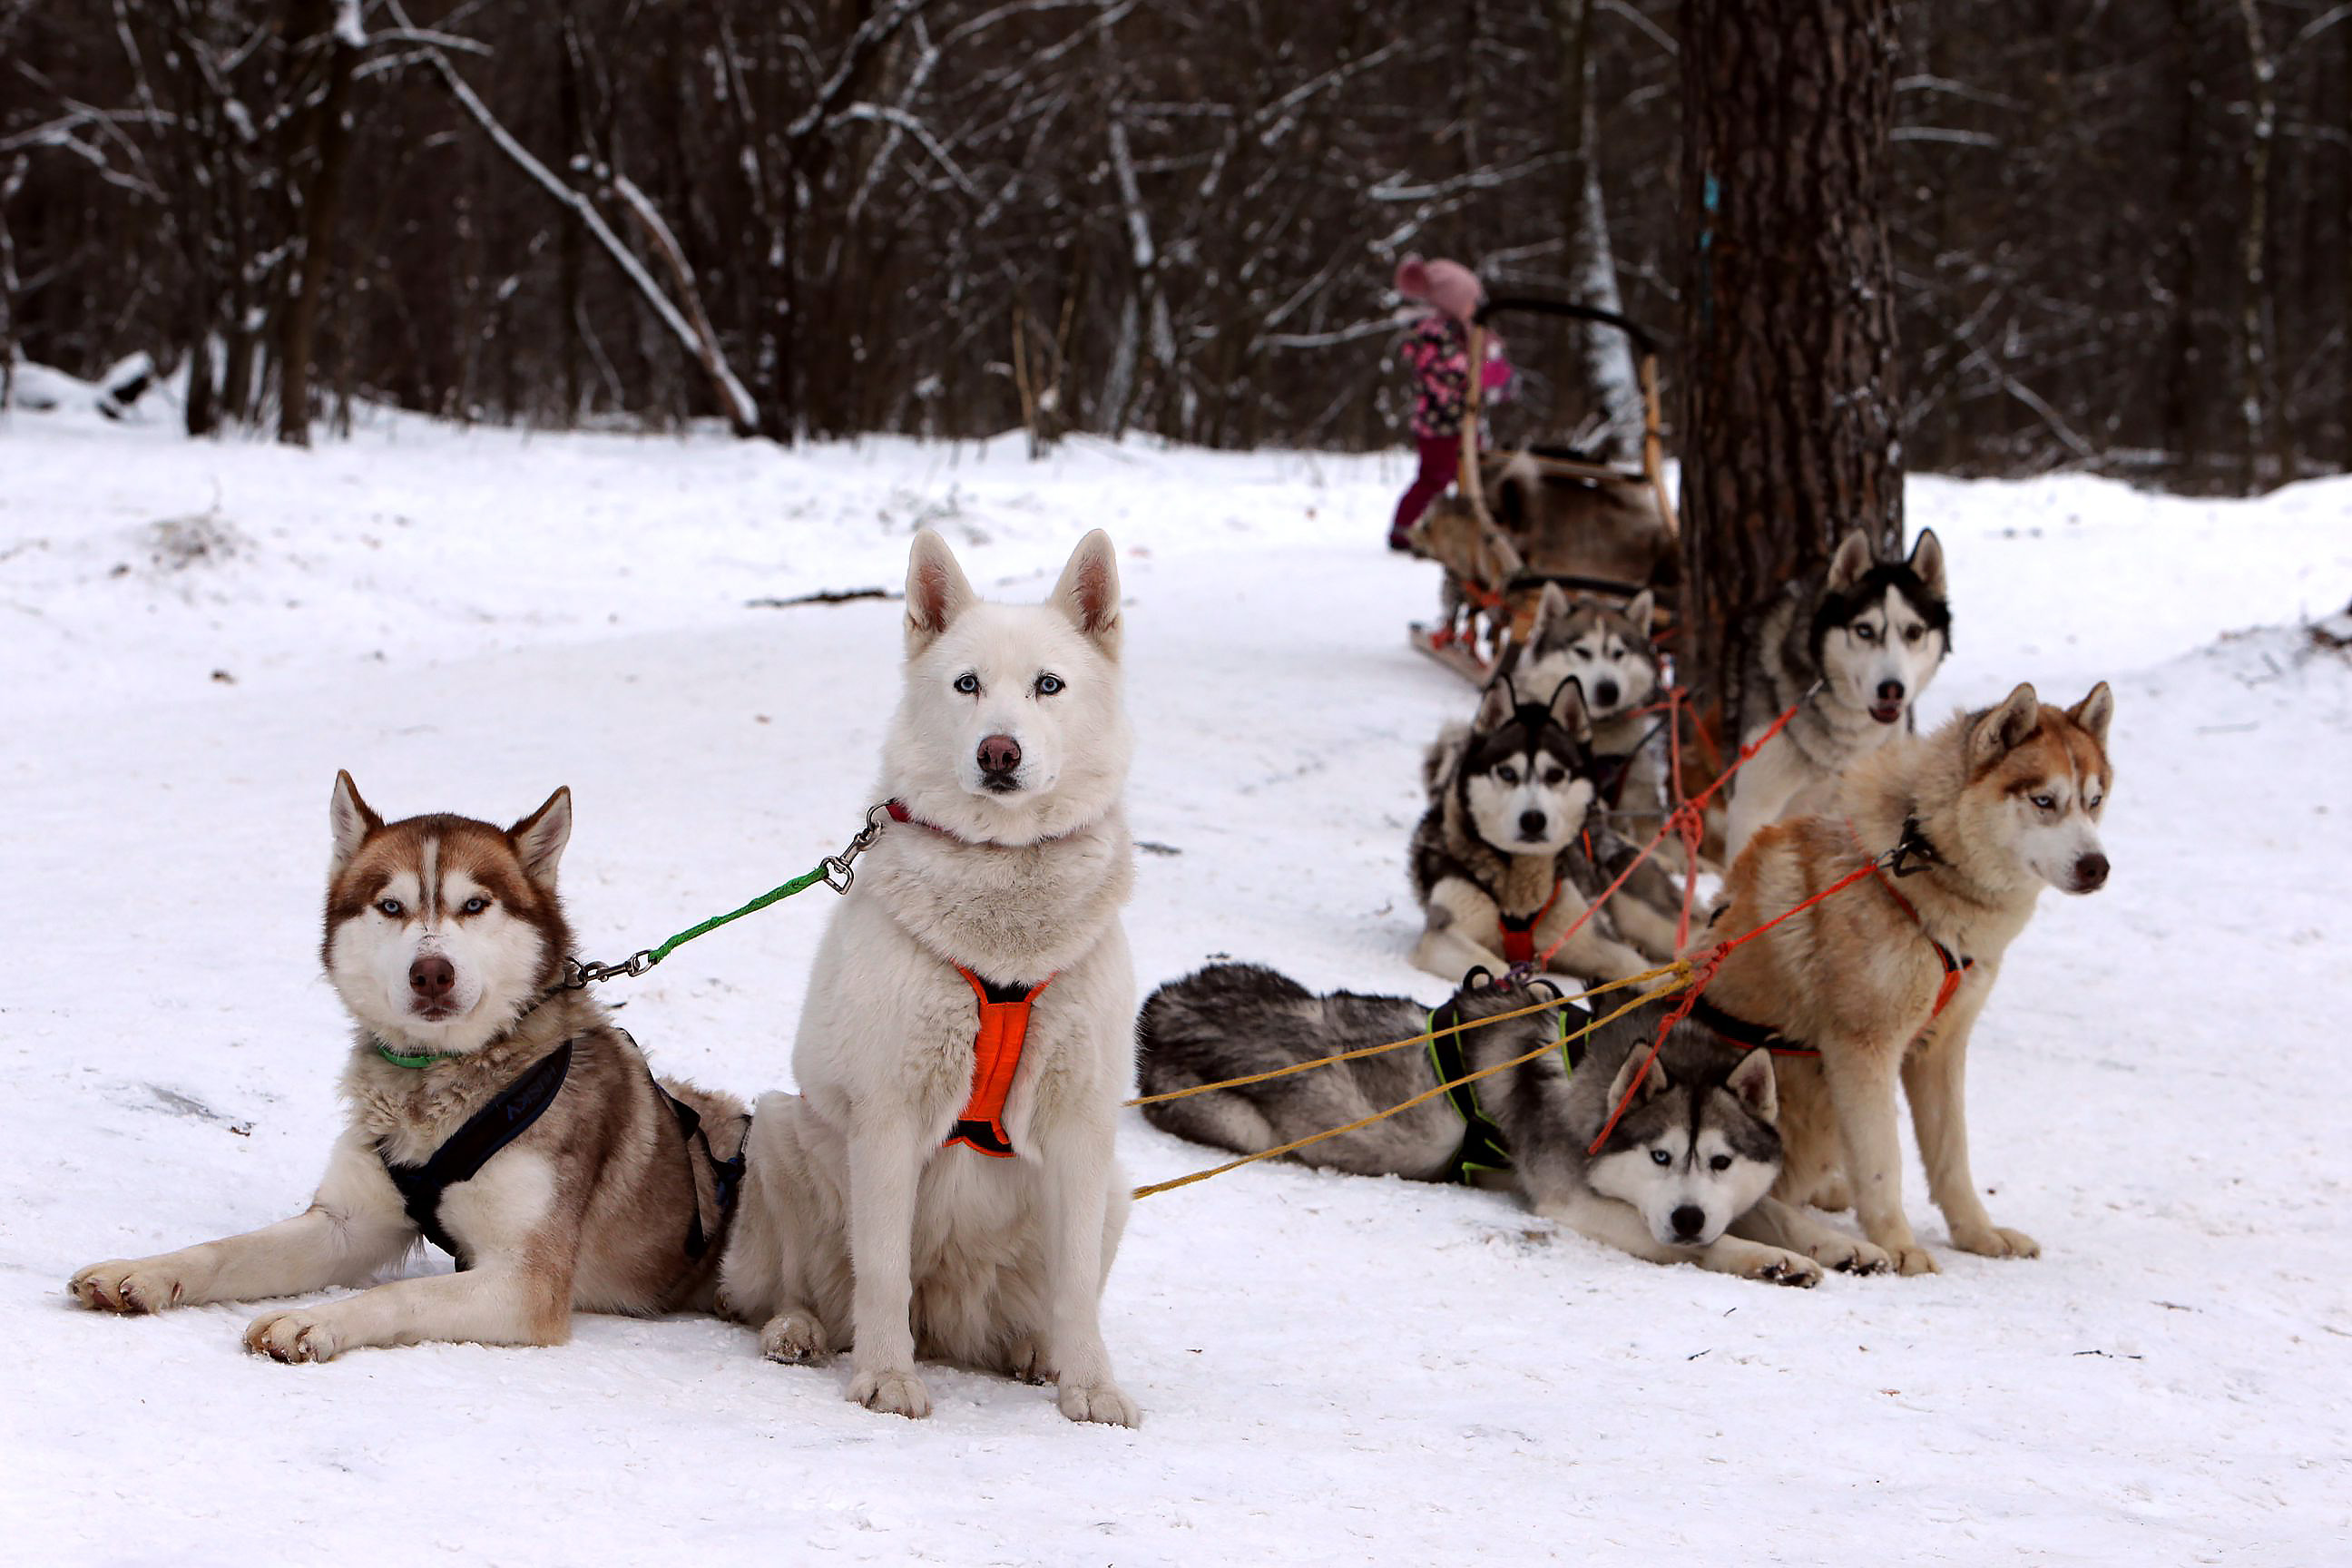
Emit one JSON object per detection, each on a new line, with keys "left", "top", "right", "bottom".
{"left": 1497, "top": 881, "right": 1563, "bottom": 966}
{"left": 1848, "top": 818, "right": 1975, "bottom": 1021}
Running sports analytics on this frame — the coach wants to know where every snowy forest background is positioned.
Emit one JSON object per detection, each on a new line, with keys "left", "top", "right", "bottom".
{"left": 3, "top": 0, "right": 2347, "bottom": 491}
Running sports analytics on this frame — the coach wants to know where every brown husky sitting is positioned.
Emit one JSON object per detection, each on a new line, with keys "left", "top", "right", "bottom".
{"left": 1694, "top": 681, "right": 2113, "bottom": 1276}
{"left": 68, "top": 774, "right": 747, "bottom": 1361}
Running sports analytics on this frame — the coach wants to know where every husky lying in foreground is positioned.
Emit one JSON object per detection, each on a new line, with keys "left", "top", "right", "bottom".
{"left": 1700, "top": 681, "right": 2113, "bottom": 1275}
{"left": 1411, "top": 674, "right": 1682, "bottom": 985}
{"left": 720, "top": 529, "right": 1140, "bottom": 1426}
{"left": 1726, "top": 528, "right": 1951, "bottom": 864}
{"left": 71, "top": 777, "right": 746, "bottom": 1360}
{"left": 1138, "top": 965, "right": 1885, "bottom": 1285}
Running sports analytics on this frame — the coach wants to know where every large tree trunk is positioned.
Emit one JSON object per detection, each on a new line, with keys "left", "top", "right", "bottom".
{"left": 2233, "top": 0, "right": 2276, "bottom": 492}
{"left": 1678, "top": 0, "right": 1904, "bottom": 709}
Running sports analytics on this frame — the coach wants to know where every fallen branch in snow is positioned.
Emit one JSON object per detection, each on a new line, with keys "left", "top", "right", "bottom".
{"left": 744, "top": 587, "right": 899, "bottom": 608}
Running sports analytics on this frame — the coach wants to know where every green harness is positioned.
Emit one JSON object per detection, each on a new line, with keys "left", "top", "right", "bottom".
{"left": 1425, "top": 1000, "right": 1583, "bottom": 1184}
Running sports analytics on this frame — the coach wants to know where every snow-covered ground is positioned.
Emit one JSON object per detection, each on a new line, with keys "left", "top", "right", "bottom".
{"left": 4, "top": 387, "right": 2349, "bottom": 1564}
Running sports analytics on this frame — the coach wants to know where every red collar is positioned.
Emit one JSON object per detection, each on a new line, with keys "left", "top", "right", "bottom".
{"left": 884, "top": 799, "right": 1099, "bottom": 851}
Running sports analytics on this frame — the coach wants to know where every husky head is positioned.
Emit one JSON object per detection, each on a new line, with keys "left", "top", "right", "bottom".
{"left": 1811, "top": 529, "right": 1951, "bottom": 727}
{"left": 1956, "top": 681, "right": 2114, "bottom": 897}
{"left": 1455, "top": 674, "right": 1596, "bottom": 856}
{"left": 1586, "top": 1044, "right": 1782, "bottom": 1248}
{"left": 321, "top": 773, "right": 574, "bottom": 1057}
{"left": 1513, "top": 584, "right": 1660, "bottom": 725}
{"left": 885, "top": 529, "right": 1130, "bottom": 845}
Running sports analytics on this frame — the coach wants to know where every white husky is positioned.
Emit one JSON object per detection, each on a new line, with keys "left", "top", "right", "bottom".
{"left": 721, "top": 529, "right": 1141, "bottom": 1426}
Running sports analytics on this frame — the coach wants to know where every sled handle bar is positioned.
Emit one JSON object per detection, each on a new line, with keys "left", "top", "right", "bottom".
{"left": 1474, "top": 296, "right": 1667, "bottom": 359}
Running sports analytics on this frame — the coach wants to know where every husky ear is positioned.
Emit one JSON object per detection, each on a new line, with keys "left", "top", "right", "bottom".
{"left": 1906, "top": 528, "right": 1947, "bottom": 598}
{"left": 1051, "top": 529, "right": 1122, "bottom": 656}
{"left": 1475, "top": 675, "right": 1516, "bottom": 731}
{"left": 904, "top": 529, "right": 978, "bottom": 654}
{"left": 2067, "top": 681, "right": 2114, "bottom": 747}
{"left": 1826, "top": 528, "right": 1875, "bottom": 593}
{"left": 1624, "top": 589, "right": 1655, "bottom": 637}
{"left": 508, "top": 787, "right": 573, "bottom": 888}
{"left": 1724, "top": 1050, "right": 1779, "bottom": 1123}
{"left": 1528, "top": 582, "right": 1570, "bottom": 642}
{"left": 1548, "top": 676, "right": 1589, "bottom": 737}
{"left": 1605, "top": 1049, "right": 1669, "bottom": 1112}
{"left": 1972, "top": 682, "right": 2042, "bottom": 769}
{"left": 328, "top": 771, "right": 382, "bottom": 877}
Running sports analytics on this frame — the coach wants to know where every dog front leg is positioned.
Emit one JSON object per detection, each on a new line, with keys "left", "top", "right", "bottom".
{"left": 1903, "top": 994, "right": 2040, "bottom": 1261}
{"left": 1821, "top": 1039, "right": 1936, "bottom": 1274}
{"left": 1036, "top": 1122, "right": 1139, "bottom": 1427}
{"left": 1539, "top": 1191, "right": 1820, "bottom": 1287}
{"left": 843, "top": 1113, "right": 931, "bottom": 1418}
{"left": 71, "top": 1133, "right": 415, "bottom": 1314}
{"left": 243, "top": 1261, "right": 574, "bottom": 1362}
{"left": 1727, "top": 1196, "right": 1891, "bottom": 1275}
{"left": 1412, "top": 925, "right": 1509, "bottom": 985}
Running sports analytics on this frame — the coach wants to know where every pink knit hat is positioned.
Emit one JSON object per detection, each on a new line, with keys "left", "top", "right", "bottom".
{"left": 1395, "top": 254, "right": 1484, "bottom": 324}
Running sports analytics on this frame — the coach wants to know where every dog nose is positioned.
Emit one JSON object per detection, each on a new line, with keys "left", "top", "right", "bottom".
{"left": 1518, "top": 809, "right": 1547, "bottom": 838}
{"left": 2073, "top": 851, "right": 2110, "bottom": 890}
{"left": 408, "top": 954, "right": 456, "bottom": 1002}
{"left": 1877, "top": 680, "right": 1906, "bottom": 703}
{"left": 1671, "top": 1205, "right": 1705, "bottom": 1240}
{"left": 1594, "top": 680, "right": 1619, "bottom": 709}
{"left": 976, "top": 734, "right": 1022, "bottom": 775}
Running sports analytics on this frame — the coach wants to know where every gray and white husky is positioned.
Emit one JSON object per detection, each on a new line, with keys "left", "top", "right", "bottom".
{"left": 1503, "top": 583, "right": 1669, "bottom": 828}
{"left": 720, "top": 528, "right": 1141, "bottom": 1426}
{"left": 1410, "top": 675, "right": 1681, "bottom": 984}
{"left": 1725, "top": 527, "right": 1951, "bottom": 864}
{"left": 71, "top": 777, "right": 747, "bottom": 1360}
{"left": 1137, "top": 965, "right": 1886, "bottom": 1284}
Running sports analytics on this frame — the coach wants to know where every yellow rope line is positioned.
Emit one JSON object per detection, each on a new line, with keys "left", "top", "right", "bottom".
{"left": 1122, "top": 961, "right": 1685, "bottom": 1109}
{"left": 1130, "top": 966, "right": 1691, "bottom": 1201}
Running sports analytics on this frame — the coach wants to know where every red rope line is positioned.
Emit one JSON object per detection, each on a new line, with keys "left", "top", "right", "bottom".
{"left": 1532, "top": 688, "right": 1805, "bottom": 971}
{"left": 1583, "top": 858, "right": 1879, "bottom": 1155}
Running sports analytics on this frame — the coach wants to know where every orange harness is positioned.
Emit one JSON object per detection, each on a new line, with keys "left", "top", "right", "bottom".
{"left": 943, "top": 968, "right": 1052, "bottom": 1158}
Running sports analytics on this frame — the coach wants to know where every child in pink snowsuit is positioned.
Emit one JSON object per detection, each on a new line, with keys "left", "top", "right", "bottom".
{"left": 1389, "top": 254, "right": 1511, "bottom": 551}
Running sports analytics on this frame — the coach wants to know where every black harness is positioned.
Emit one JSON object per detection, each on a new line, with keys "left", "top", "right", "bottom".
{"left": 377, "top": 1036, "right": 747, "bottom": 1269}
{"left": 1425, "top": 990, "right": 1587, "bottom": 1184}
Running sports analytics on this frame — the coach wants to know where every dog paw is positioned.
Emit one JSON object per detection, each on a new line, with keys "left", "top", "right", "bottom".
{"left": 1004, "top": 1337, "right": 1051, "bottom": 1385}
{"left": 759, "top": 1309, "right": 830, "bottom": 1365}
{"left": 1747, "top": 1249, "right": 1823, "bottom": 1289}
{"left": 1815, "top": 1236, "right": 1894, "bottom": 1276}
{"left": 1057, "top": 1379, "right": 1142, "bottom": 1427}
{"left": 1888, "top": 1244, "right": 1942, "bottom": 1276}
{"left": 243, "top": 1309, "right": 340, "bottom": 1364}
{"left": 68, "top": 1260, "right": 185, "bottom": 1315}
{"left": 1950, "top": 1222, "right": 2041, "bottom": 1259}
{"left": 848, "top": 1367, "right": 931, "bottom": 1419}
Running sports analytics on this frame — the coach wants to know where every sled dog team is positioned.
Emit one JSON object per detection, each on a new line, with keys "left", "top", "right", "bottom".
{"left": 72, "top": 524, "right": 2114, "bottom": 1425}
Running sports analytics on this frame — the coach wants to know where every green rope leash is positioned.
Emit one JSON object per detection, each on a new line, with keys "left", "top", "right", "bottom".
{"left": 559, "top": 803, "right": 891, "bottom": 990}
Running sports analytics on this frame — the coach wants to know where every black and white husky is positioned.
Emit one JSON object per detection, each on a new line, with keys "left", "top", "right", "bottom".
{"left": 1138, "top": 965, "right": 1885, "bottom": 1284}
{"left": 1502, "top": 583, "right": 1669, "bottom": 828}
{"left": 1409, "top": 675, "right": 1681, "bottom": 984}
{"left": 1725, "top": 527, "right": 1951, "bottom": 863}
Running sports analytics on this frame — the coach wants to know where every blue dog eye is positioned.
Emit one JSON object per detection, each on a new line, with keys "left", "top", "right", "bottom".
{"left": 954, "top": 673, "right": 980, "bottom": 694}
{"left": 1651, "top": 1149, "right": 1671, "bottom": 1166}
{"left": 1035, "top": 673, "right": 1064, "bottom": 696}
{"left": 377, "top": 899, "right": 404, "bottom": 917}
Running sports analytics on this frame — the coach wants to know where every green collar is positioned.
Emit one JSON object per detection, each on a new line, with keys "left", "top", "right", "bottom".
{"left": 376, "top": 1042, "right": 447, "bottom": 1070}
